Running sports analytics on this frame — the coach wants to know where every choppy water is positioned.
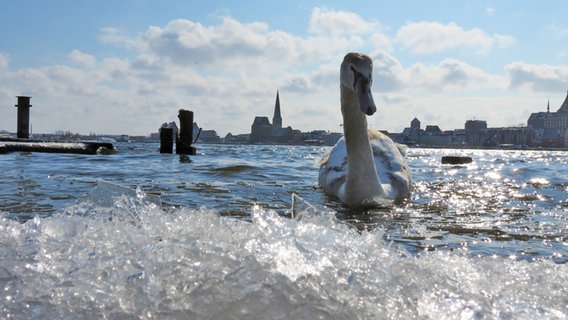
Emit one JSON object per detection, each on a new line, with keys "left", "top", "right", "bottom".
{"left": 1, "top": 143, "right": 567, "bottom": 319}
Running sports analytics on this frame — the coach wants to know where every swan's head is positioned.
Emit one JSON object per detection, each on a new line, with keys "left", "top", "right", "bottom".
{"left": 340, "top": 52, "right": 376, "bottom": 116}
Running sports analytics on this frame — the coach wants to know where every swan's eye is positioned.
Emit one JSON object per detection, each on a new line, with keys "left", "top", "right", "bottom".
{"left": 350, "top": 65, "right": 372, "bottom": 92}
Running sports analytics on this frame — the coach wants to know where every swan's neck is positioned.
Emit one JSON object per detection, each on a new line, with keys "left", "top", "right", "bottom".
{"left": 340, "top": 84, "right": 383, "bottom": 205}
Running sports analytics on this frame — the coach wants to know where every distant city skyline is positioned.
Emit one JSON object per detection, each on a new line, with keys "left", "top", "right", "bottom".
{"left": 8, "top": 89, "right": 568, "bottom": 149}
{"left": 2, "top": 1, "right": 568, "bottom": 136}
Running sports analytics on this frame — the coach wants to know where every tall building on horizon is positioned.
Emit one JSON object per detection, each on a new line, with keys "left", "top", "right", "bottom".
{"left": 526, "top": 90, "right": 568, "bottom": 147}
{"left": 272, "top": 90, "right": 282, "bottom": 131}
{"left": 250, "top": 90, "right": 285, "bottom": 143}
{"left": 528, "top": 90, "right": 568, "bottom": 130}
{"left": 250, "top": 116, "right": 272, "bottom": 143}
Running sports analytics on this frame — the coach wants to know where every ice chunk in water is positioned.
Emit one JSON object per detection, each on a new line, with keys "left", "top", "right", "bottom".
{"left": 291, "top": 193, "right": 334, "bottom": 219}
{"left": 76, "top": 180, "right": 161, "bottom": 208}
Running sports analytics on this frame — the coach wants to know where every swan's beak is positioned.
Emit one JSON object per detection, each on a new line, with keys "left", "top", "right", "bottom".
{"left": 356, "top": 81, "right": 376, "bottom": 116}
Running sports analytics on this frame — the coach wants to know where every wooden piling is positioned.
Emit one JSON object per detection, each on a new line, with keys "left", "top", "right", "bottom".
{"left": 176, "top": 109, "right": 196, "bottom": 155}
{"left": 159, "top": 127, "right": 174, "bottom": 153}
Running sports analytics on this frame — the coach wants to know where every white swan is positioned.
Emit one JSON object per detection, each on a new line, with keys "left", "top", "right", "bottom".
{"left": 318, "top": 52, "right": 411, "bottom": 207}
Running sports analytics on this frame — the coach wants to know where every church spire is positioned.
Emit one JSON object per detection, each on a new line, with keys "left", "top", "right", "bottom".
{"left": 547, "top": 99, "right": 550, "bottom": 113}
{"left": 272, "top": 90, "right": 282, "bottom": 130}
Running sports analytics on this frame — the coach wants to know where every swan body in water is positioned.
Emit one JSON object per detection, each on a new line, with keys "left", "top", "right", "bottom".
{"left": 318, "top": 52, "right": 411, "bottom": 207}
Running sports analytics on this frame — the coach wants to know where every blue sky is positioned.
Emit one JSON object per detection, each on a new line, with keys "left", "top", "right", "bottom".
{"left": 2, "top": 1, "right": 568, "bottom": 136}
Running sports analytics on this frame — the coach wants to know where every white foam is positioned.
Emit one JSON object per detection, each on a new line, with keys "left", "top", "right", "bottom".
{"left": 0, "top": 191, "right": 566, "bottom": 319}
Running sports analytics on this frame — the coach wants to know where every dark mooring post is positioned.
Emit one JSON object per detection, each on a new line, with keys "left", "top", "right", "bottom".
{"left": 159, "top": 127, "right": 174, "bottom": 153}
{"left": 15, "top": 96, "right": 32, "bottom": 139}
{"left": 159, "top": 122, "right": 178, "bottom": 154}
{"left": 176, "top": 109, "right": 196, "bottom": 155}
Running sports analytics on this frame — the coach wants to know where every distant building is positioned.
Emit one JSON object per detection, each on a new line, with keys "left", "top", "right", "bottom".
{"left": 464, "top": 120, "right": 488, "bottom": 146}
{"left": 224, "top": 132, "right": 249, "bottom": 144}
{"left": 425, "top": 125, "right": 442, "bottom": 134}
{"left": 484, "top": 127, "right": 533, "bottom": 147}
{"left": 250, "top": 91, "right": 283, "bottom": 143}
{"left": 250, "top": 116, "right": 273, "bottom": 143}
{"left": 273, "top": 126, "right": 298, "bottom": 143}
{"left": 465, "top": 120, "right": 487, "bottom": 131}
{"left": 323, "top": 132, "right": 343, "bottom": 145}
{"left": 232, "top": 90, "right": 340, "bottom": 145}
{"left": 528, "top": 93, "right": 568, "bottom": 129}
{"left": 411, "top": 117, "right": 421, "bottom": 130}
{"left": 196, "top": 130, "right": 221, "bottom": 143}
{"left": 250, "top": 90, "right": 297, "bottom": 144}
{"left": 398, "top": 118, "right": 421, "bottom": 144}
{"left": 396, "top": 118, "right": 460, "bottom": 146}
{"left": 463, "top": 119, "right": 532, "bottom": 147}
{"left": 527, "top": 91, "right": 568, "bottom": 147}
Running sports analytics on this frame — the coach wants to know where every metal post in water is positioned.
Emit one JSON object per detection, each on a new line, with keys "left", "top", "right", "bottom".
{"left": 15, "top": 96, "right": 32, "bottom": 139}
{"left": 176, "top": 109, "right": 196, "bottom": 155}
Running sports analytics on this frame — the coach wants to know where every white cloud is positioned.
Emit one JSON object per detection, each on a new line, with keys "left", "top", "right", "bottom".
{"left": 99, "top": 27, "right": 137, "bottom": 48}
{"left": 411, "top": 58, "right": 500, "bottom": 91}
{"left": 505, "top": 61, "right": 568, "bottom": 92}
{"left": 395, "top": 21, "right": 516, "bottom": 54}
{"left": 369, "top": 33, "right": 393, "bottom": 52}
{"left": 308, "top": 7, "right": 377, "bottom": 36}
{"left": 69, "top": 50, "right": 97, "bottom": 67}
{"left": 134, "top": 17, "right": 299, "bottom": 68}
{"left": 368, "top": 51, "right": 500, "bottom": 93}
{"left": 97, "top": 8, "right": 380, "bottom": 71}
{"left": 370, "top": 51, "right": 406, "bottom": 91}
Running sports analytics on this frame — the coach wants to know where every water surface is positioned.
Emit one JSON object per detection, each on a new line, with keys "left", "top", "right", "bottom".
{"left": 0, "top": 143, "right": 566, "bottom": 318}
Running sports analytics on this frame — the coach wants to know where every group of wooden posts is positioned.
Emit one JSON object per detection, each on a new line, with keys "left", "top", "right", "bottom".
{"left": 159, "top": 109, "right": 197, "bottom": 155}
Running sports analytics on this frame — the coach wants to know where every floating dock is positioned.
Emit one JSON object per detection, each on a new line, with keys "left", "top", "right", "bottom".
{"left": 0, "top": 139, "right": 114, "bottom": 155}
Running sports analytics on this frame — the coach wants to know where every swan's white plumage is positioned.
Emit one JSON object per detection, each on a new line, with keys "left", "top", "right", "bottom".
{"left": 319, "top": 129, "right": 411, "bottom": 202}
{"left": 318, "top": 52, "right": 411, "bottom": 207}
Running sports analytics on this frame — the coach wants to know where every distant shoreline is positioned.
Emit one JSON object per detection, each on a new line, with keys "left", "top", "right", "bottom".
{"left": 3, "top": 136, "right": 567, "bottom": 152}
{"left": 408, "top": 144, "right": 568, "bottom": 152}
{"left": 216, "top": 141, "right": 568, "bottom": 152}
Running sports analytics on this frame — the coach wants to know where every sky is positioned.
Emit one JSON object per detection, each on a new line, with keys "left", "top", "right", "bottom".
{"left": 2, "top": 1, "right": 568, "bottom": 136}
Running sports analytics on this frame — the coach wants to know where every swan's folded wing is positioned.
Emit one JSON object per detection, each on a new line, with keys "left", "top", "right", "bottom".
{"left": 318, "top": 138, "right": 348, "bottom": 196}
{"left": 370, "top": 134, "right": 412, "bottom": 198}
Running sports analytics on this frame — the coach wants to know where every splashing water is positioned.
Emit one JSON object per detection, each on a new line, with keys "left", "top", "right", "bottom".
{"left": 1, "top": 190, "right": 566, "bottom": 319}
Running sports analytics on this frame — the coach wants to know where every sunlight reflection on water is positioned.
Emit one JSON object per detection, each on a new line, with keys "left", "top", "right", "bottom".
{"left": 0, "top": 144, "right": 567, "bottom": 318}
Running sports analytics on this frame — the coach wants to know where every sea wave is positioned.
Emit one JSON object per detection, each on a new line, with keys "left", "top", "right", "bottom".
{"left": 1, "top": 191, "right": 566, "bottom": 319}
